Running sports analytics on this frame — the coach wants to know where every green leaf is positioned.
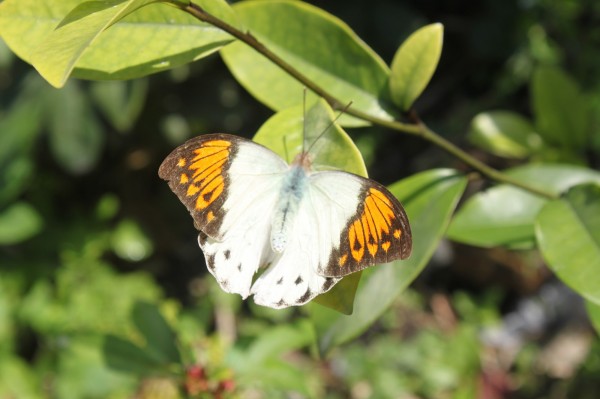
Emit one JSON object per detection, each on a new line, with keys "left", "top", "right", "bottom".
{"left": 102, "top": 335, "right": 164, "bottom": 375}
{"left": 389, "top": 23, "right": 443, "bottom": 111}
{"left": 585, "top": 301, "right": 600, "bottom": 334}
{"left": 447, "top": 164, "right": 600, "bottom": 248}
{"left": 0, "top": 0, "right": 235, "bottom": 86}
{"left": 253, "top": 99, "right": 367, "bottom": 313}
{"left": 131, "top": 302, "right": 181, "bottom": 364}
{"left": 468, "top": 111, "right": 543, "bottom": 159}
{"left": 90, "top": 79, "right": 148, "bottom": 132}
{"left": 47, "top": 82, "right": 104, "bottom": 174}
{"left": 0, "top": 202, "right": 43, "bottom": 245}
{"left": 32, "top": 0, "right": 161, "bottom": 87}
{"left": 531, "top": 66, "right": 588, "bottom": 150}
{"left": 535, "top": 183, "right": 600, "bottom": 305}
{"left": 111, "top": 219, "right": 154, "bottom": 262}
{"left": 312, "top": 169, "right": 467, "bottom": 353}
{"left": 221, "top": 0, "right": 397, "bottom": 127}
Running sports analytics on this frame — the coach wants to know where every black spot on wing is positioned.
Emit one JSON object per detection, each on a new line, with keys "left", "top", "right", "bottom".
{"left": 294, "top": 275, "right": 303, "bottom": 285}
{"left": 276, "top": 299, "right": 286, "bottom": 307}
{"left": 237, "top": 263, "right": 242, "bottom": 272}
{"left": 224, "top": 249, "right": 231, "bottom": 259}
{"left": 322, "top": 278, "right": 335, "bottom": 291}
{"left": 276, "top": 277, "right": 283, "bottom": 285}
{"left": 206, "top": 253, "right": 216, "bottom": 271}
{"left": 298, "top": 288, "right": 312, "bottom": 303}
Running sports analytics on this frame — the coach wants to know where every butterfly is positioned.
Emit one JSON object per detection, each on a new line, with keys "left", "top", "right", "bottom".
{"left": 159, "top": 133, "right": 412, "bottom": 309}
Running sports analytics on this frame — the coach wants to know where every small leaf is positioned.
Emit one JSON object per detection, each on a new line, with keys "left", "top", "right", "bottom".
{"left": 532, "top": 66, "right": 588, "bottom": 150}
{"left": 447, "top": 164, "right": 600, "bottom": 248}
{"left": 313, "top": 169, "right": 467, "bottom": 353}
{"left": 535, "top": 183, "right": 600, "bottom": 305}
{"left": 469, "top": 111, "right": 542, "bottom": 159}
{"left": 111, "top": 219, "right": 153, "bottom": 262}
{"left": 131, "top": 302, "right": 180, "bottom": 364}
{"left": 221, "top": 0, "right": 397, "bottom": 126}
{"left": 389, "top": 23, "right": 443, "bottom": 110}
{"left": 0, "top": 202, "right": 43, "bottom": 245}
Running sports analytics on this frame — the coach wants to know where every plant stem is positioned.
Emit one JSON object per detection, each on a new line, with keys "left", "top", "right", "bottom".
{"left": 178, "top": 1, "right": 558, "bottom": 200}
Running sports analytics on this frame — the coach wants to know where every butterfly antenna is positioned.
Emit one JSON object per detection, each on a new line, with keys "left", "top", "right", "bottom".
{"left": 305, "top": 101, "right": 353, "bottom": 156}
{"left": 282, "top": 135, "right": 290, "bottom": 163}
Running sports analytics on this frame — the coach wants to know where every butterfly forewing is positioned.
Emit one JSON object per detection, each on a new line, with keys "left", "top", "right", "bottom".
{"left": 158, "top": 134, "right": 243, "bottom": 238}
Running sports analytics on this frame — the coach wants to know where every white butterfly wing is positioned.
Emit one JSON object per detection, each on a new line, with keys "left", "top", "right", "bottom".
{"left": 251, "top": 171, "right": 363, "bottom": 307}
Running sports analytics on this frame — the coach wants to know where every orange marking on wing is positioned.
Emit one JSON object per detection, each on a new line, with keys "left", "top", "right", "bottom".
{"left": 206, "top": 211, "right": 215, "bottom": 222}
{"left": 196, "top": 176, "right": 224, "bottom": 209}
{"left": 362, "top": 214, "right": 378, "bottom": 257}
{"left": 365, "top": 195, "right": 389, "bottom": 235}
{"left": 350, "top": 219, "right": 365, "bottom": 262}
{"left": 190, "top": 153, "right": 227, "bottom": 179}
{"left": 382, "top": 241, "right": 391, "bottom": 252}
{"left": 177, "top": 157, "right": 186, "bottom": 167}
{"left": 187, "top": 184, "right": 200, "bottom": 196}
{"left": 180, "top": 173, "right": 189, "bottom": 184}
{"left": 393, "top": 229, "right": 402, "bottom": 239}
{"left": 204, "top": 140, "right": 231, "bottom": 148}
{"left": 338, "top": 254, "right": 348, "bottom": 267}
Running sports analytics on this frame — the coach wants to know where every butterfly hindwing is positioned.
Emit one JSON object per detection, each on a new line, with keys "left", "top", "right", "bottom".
{"left": 309, "top": 172, "right": 412, "bottom": 278}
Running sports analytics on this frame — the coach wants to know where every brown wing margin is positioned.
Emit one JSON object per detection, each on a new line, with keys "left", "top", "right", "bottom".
{"left": 158, "top": 133, "right": 244, "bottom": 238}
{"left": 323, "top": 180, "right": 412, "bottom": 277}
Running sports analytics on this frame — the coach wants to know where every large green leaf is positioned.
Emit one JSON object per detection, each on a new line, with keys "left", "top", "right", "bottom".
{"left": 468, "top": 111, "right": 543, "bottom": 159}
{"left": 535, "top": 183, "right": 600, "bottom": 305}
{"left": 447, "top": 164, "right": 600, "bottom": 248}
{"left": 585, "top": 301, "right": 600, "bottom": 334}
{"left": 389, "top": 23, "right": 443, "bottom": 111}
{"left": 0, "top": 0, "right": 235, "bottom": 87}
{"left": 221, "top": 0, "right": 397, "bottom": 127}
{"left": 253, "top": 99, "right": 366, "bottom": 313}
{"left": 531, "top": 66, "right": 588, "bottom": 150}
{"left": 312, "top": 169, "right": 467, "bottom": 353}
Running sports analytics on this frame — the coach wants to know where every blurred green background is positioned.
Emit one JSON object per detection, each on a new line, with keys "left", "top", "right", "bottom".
{"left": 1, "top": 0, "right": 600, "bottom": 398}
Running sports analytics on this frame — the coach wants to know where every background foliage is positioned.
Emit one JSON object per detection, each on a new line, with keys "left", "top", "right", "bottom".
{"left": 1, "top": 0, "right": 600, "bottom": 398}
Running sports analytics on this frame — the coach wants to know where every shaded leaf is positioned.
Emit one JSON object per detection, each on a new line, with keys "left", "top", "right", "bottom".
{"left": 469, "top": 111, "right": 542, "bottom": 159}
{"left": 389, "top": 23, "right": 443, "bottom": 111}
{"left": 221, "top": 0, "right": 396, "bottom": 126}
{"left": 102, "top": 335, "right": 164, "bottom": 375}
{"left": 535, "top": 183, "right": 600, "bottom": 305}
{"left": 447, "top": 164, "right": 600, "bottom": 248}
{"left": 532, "top": 66, "right": 588, "bottom": 149}
{"left": 47, "top": 82, "right": 104, "bottom": 174}
{"left": 131, "top": 302, "right": 181, "bottom": 364}
{"left": 90, "top": 79, "right": 148, "bottom": 132}
{"left": 313, "top": 169, "right": 467, "bottom": 353}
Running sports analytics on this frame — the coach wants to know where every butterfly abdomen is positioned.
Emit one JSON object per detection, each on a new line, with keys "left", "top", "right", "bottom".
{"left": 270, "top": 165, "right": 308, "bottom": 253}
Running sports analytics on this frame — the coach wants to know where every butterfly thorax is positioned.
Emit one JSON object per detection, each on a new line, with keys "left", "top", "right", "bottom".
{"left": 270, "top": 155, "right": 311, "bottom": 253}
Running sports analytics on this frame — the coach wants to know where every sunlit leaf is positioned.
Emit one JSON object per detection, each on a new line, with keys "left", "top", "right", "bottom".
{"left": 535, "top": 183, "right": 600, "bottom": 304}
{"left": 389, "top": 23, "right": 443, "bottom": 111}
{"left": 447, "top": 164, "right": 600, "bottom": 248}
{"left": 131, "top": 302, "right": 180, "bottom": 364}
